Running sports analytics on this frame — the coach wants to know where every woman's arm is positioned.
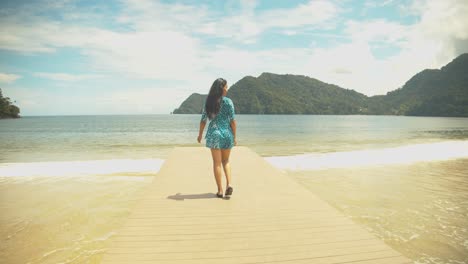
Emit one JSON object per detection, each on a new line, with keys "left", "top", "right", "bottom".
{"left": 230, "top": 119, "right": 237, "bottom": 145}
{"left": 228, "top": 99, "right": 237, "bottom": 146}
{"left": 198, "top": 104, "right": 208, "bottom": 143}
{"left": 197, "top": 121, "right": 206, "bottom": 143}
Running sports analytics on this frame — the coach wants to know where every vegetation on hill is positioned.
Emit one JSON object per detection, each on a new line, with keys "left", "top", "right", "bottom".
{"left": 0, "top": 88, "right": 20, "bottom": 118}
{"left": 227, "top": 73, "right": 367, "bottom": 114}
{"left": 368, "top": 53, "right": 468, "bottom": 116}
{"left": 172, "top": 93, "right": 207, "bottom": 114}
{"left": 173, "top": 74, "right": 368, "bottom": 115}
{"left": 173, "top": 53, "right": 468, "bottom": 117}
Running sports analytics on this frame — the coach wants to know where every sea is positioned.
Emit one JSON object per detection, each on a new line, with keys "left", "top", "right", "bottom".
{"left": 1, "top": 115, "right": 467, "bottom": 264}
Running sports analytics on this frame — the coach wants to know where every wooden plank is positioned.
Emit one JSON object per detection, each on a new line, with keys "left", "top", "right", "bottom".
{"left": 100, "top": 147, "right": 411, "bottom": 263}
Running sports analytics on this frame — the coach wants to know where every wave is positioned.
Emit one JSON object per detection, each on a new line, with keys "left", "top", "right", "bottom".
{"left": 0, "top": 159, "right": 165, "bottom": 177}
{"left": 264, "top": 140, "right": 468, "bottom": 171}
{"left": 1, "top": 141, "right": 467, "bottom": 177}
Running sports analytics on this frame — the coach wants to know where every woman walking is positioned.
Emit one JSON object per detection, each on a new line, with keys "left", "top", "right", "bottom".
{"left": 197, "top": 78, "right": 237, "bottom": 199}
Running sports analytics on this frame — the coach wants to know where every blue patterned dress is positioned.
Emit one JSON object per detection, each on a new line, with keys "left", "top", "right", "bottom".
{"left": 201, "top": 97, "right": 236, "bottom": 149}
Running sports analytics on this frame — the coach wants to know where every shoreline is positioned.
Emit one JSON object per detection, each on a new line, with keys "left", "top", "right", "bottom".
{"left": 1, "top": 140, "right": 468, "bottom": 178}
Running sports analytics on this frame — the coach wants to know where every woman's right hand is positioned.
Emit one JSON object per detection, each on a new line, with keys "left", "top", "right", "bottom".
{"left": 197, "top": 135, "right": 202, "bottom": 143}
{"left": 234, "top": 138, "right": 237, "bottom": 146}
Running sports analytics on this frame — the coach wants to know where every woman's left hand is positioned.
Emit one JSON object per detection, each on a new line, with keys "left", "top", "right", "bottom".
{"left": 197, "top": 135, "right": 202, "bottom": 143}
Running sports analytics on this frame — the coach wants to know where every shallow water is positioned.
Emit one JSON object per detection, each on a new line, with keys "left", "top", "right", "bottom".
{"left": 289, "top": 159, "right": 468, "bottom": 264}
{"left": 1, "top": 115, "right": 468, "bottom": 162}
{"left": 0, "top": 175, "right": 151, "bottom": 264}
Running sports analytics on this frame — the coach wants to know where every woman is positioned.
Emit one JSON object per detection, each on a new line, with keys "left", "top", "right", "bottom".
{"left": 197, "top": 78, "right": 237, "bottom": 199}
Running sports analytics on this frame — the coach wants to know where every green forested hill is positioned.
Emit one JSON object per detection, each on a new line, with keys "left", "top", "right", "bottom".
{"left": 0, "top": 88, "right": 20, "bottom": 119}
{"left": 173, "top": 74, "right": 368, "bottom": 115}
{"left": 173, "top": 53, "right": 468, "bottom": 117}
{"left": 172, "top": 93, "right": 207, "bottom": 114}
{"left": 227, "top": 73, "right": 367, "bottom": 114}
{"left": 368, "top": 53, "right": 468, "bottom": 116}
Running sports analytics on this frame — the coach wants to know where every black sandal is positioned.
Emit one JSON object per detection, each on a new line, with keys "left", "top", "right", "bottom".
{"left": 216, "top": 192, "right": 223, "bottom": 198}
{"left": 225, "top": 187, "right": 233, "bottom": 197}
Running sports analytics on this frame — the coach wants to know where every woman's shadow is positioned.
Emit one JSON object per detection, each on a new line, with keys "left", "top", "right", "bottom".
{"left": 167, "top": 192, "right": 219, "bottom": 201}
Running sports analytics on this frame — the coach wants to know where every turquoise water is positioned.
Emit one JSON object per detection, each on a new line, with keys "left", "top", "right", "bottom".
{"left": 1, "top": 115, "right": 467, "bottom": 162}
{"left": 1, "top": 115, "right": 468, "bottom": 263}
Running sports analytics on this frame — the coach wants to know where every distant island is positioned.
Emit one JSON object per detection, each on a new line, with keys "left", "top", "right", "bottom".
{"left": 0, "top": 88, "right": 20, "bottom": 118}
{"left": 174, "top": 53, "right": 468, "bottom": 117}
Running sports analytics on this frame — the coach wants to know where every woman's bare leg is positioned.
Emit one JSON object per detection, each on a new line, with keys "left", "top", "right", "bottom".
{"left": 221, "top": 148, "right": 232, "bottom": 189}
{"left": 210, "top": 148, "right": 223, "bottom": 194}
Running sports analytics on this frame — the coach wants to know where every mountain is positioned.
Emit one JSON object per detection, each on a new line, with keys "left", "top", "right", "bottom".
{"left": 173, "top": 53, "right": 468, "bottom": 117}
{"left": 173, "top": 93, "right": 207, "bottom": 114}
{"left": 227, "top": 73, "right": 367, "bottom": 114}
{"left": 368, "top": 53, "right": 468, "bottom": 116}
{"left": 173, "top": 74, "right": 368, "bottom": 115}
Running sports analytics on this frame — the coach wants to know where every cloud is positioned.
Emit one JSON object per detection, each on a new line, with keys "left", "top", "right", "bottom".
{"left": 0, "top": 19, "right": 102, "bottom": 53}
{"left": 100, "top": 87, "right": 192, "bottom": 114}
{"left": 0, "top": 0, "right": 340, "bottom": 81}
{"left": 364, "top": 0, "right": 399, "bottom": 8}
{"left": 260, "top": 0, "right": 339, "bottom": 29}
{"left": 197, "top": 0, "right": 340, "bottom": 43}
{"left": 0, "top": 73, "right": 21, "bottom": 83}
{"left": 83, "top": 30, "right": 206, "bottom": 81}
{"left": 0, "top": 16, "right": 207, "bottom": 82}
{"left": 119, "top": 0, "right": 340, "bottom": 43}
{"left": 409, "top": 0, "right": 468, "bottom": 59}
{"left": 34, "top": 72, "right": 103, "bottom": 81}
{"left": 103, "top": 0, "right": 468, "bottom": 97}
{"left": 296, "top": 0, "right": 468, "bottom": 95}
{"left": 118, "top": 0, "right": 211, "bottom": 33}
{"left": 345, "top": 19, "right": 409, "bottom": 45}
{"left": 5, "top": 84, "right": 191, "bottom": 115}
{"left": 376, "top": 0, "right": 468, "bottom": 87}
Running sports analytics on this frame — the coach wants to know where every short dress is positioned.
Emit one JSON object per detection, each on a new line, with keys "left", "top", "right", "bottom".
{"left": 201, "top": 97, "right": 236, "bottom": 149}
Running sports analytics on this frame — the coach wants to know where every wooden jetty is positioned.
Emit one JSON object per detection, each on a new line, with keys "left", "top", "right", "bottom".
{"left": 100, "top": 147, "right": 411, "bottom": 263}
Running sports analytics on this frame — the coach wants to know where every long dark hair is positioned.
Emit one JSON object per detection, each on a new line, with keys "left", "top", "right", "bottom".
{"left": 205, "top": 78, "right": 227, "bottom": 120}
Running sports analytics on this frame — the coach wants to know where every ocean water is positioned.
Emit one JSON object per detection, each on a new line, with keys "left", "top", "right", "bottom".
{"left": 1, "top": 115, "right": 468, "bottom": 263}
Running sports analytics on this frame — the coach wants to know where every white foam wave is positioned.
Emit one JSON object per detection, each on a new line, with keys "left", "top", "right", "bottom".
{"left": 0, "top": 159, "right": 165, "bottom": 177}
{"left": 264, "top": 141, "right": 468, "bottom": 171}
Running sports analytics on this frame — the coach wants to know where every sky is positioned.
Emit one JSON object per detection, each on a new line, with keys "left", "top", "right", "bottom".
{"left": 0, "top": 0, "right": 467, "bottom": 116}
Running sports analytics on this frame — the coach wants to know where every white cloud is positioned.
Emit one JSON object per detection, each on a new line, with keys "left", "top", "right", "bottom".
{"left": 0, "top": 0, "right": 339, "bottom": 81}
{"left": 0, "top": 18, "right": 208, "bottom": 82}
{"left": 196, "top": 0, "right": 340, "bottom": 43}
{"left": 409, "top": 0, "right": 468, "bottom": 59}
{"left": 260, "top": 0, "right": 339, "bottom": 29}
{"left": 293, "top": 0, "right": 468, "bottom": 95}
{"left": 203, "top": 0, "right": 468, "bottom": 96}
{"left": 34, "top": 72, "right": 102, "bottom": 81}
{"left": 5, "top": 84, "right": 191, "bottom": 115}
{"left": 83, "top": 30, "right": 206, "bottom": 81}
{"left": 0, "top": 73, "right": 21, "bottom": 83}
{"left": 99, "top": 87, "right": 191, "bottom": 114}
{"left": 364, "top": 0, "right": 399, "bottom": 9}
{"left": 119, "top": 0, "right": 339, "bottom": 43}
{"left": 345, "top": 19, "right": 409, "bottom": 45}
{"left": 373, "top": 0, "right": 468, "bottom": 89}
{"left": 0, "top": 19, "right": 103, "bottom": 53}
{"left": 112, "top": 0, "right": 468, "bottom": 97}
{"left": 118, "top": 0, "right": 211, "bottom": 33}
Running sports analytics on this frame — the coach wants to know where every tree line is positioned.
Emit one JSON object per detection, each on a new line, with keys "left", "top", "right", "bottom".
{"left": 0, "top": 88, "right": 20, "bottom": 118}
